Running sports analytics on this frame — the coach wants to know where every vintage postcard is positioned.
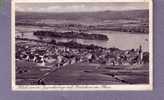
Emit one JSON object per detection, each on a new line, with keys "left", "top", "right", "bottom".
{"left": 11, "top": 0, "right": 153, "bottom": 91}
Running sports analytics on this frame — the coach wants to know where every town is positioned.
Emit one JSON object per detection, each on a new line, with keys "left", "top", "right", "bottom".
{"left": 16, "top": 37, "right": 149, "bottom": 68}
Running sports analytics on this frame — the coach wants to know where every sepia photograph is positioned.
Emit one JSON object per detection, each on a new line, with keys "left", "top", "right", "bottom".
{"left": 12, "top": 0, "right": 153, "bottom": 90}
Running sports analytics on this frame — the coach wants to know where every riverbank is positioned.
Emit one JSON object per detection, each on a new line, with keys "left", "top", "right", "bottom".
{"left": 16, "top": 37, "right": 106, "bottom": 49}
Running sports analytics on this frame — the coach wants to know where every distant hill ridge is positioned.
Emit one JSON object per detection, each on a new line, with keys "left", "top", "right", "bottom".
{"left": 16, "top": 10, "right": 149, "bottom": 21}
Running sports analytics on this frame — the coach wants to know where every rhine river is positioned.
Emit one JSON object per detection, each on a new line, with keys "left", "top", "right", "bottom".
{"left": 16, "top": 26, "right": 149, "bottom": 52}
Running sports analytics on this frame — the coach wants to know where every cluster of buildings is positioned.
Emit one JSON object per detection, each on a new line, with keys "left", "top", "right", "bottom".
{"left": 16, "top": 41, "right": 147, "bottom": 68}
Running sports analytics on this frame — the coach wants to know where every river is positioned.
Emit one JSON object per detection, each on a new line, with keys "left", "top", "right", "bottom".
{"left": 16, "top": 27, "right": 149, "bottom": 52}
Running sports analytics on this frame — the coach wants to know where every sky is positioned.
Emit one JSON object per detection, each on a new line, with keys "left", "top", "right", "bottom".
{"left": 16, "top": 2, "right": 149, "bottom": 12}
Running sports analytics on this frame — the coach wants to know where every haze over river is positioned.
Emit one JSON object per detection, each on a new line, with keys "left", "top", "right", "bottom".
{"left": 16, "top": 26, "right": 149, "bottom": 52}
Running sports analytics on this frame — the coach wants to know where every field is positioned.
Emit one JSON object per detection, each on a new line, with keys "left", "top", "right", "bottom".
{"left": 16, "top": 60, "right": 149, "bottom": 85}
